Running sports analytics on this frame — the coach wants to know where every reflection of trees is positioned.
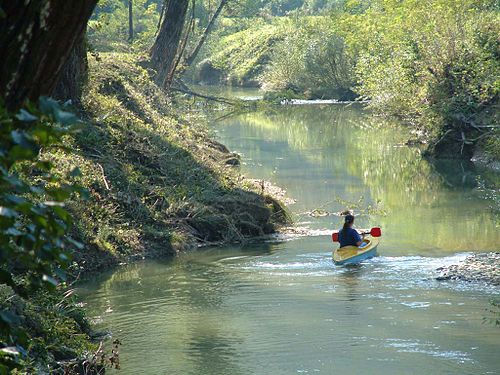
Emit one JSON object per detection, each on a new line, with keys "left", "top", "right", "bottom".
{"left": 80, "top": 245, "right": 277, "bottom": 374}
{"left": 220, "top": 105, "right": 499, "bottom": 251}
{"left": 187, "top": 319, "right": 248, "bottom": 375}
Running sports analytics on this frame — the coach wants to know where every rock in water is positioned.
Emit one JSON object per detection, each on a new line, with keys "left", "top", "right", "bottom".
{"left": 436, "top": 252, "right": 500, "bottom": 285}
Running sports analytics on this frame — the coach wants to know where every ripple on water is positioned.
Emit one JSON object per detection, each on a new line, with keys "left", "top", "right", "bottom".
{"left": 383, "top": 338, "right": 473, "bottom": 363}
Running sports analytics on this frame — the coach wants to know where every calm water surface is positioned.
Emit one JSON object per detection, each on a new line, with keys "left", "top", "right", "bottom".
{"left": 79, "top": 97, "right": 499, "bottom": 374}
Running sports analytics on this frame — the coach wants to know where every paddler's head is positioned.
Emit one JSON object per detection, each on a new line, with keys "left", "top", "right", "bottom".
{"left": 344, "top": 214, "right": 355, "bottom": 227}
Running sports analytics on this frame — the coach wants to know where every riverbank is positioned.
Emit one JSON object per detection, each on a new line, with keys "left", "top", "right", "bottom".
{"left": 1, "top": 52, "right": 292, "bottom": 374}
{"left": 437, "top": 252, "right": 500, "bottom": 285}
{"left": 57, "top": 52, "right": 291, "bottom": 275}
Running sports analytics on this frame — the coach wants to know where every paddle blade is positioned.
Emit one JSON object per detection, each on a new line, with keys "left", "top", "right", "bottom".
{"left": 332, "top": 231, "right": 339, "bottom": 242}
{"left": 371, "top": 227, "right": 382, "bottom": 237}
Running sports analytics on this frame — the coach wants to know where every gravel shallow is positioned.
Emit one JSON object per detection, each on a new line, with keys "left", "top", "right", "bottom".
{"left": 436, "top": 252, "right": 500, "bottom": 285}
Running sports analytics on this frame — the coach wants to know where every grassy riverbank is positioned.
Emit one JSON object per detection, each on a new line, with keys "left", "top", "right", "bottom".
{"left": 56, "top": 52, "right": 290, "bottom": 274}
{"left": 1, "top": 52, "right": 290, "bottom": 373}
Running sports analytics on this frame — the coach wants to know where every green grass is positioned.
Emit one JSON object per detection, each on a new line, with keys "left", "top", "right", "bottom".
{"left": 47, "top": 52, "right": 290, "bottom": 273}
{"left": 205, "top": 19, "right": 297, "bottom": 85}
{"left": 0, "top": 284, "right": 96, "bottom": 373}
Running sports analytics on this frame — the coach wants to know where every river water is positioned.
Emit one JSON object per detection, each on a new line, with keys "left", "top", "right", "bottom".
{"left": 78, "top": 99, "right": 499, "bottom": 374}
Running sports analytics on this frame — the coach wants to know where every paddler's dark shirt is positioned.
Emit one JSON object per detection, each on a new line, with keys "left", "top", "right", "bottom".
{"left": 339, "top": 227, "right": 361, "bottom": 248}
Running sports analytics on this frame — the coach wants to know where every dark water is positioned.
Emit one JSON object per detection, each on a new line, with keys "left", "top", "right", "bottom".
{"left": 79, "top": 100, "right": 499, "bottom": 374}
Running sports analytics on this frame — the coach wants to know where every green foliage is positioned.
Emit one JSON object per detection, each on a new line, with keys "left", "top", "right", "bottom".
{"left": 226, "top": 0, "right": 344, "bottom": 17}
{"left": 261, "top": 17, "right": 354, "bottom": 99}
{"left": 0, "top": 99, "right": 87, "bottom": 372}
{"left": 207, "top": 19, "right": 291, "bottom": 85}
{"left": 46, "top": 53, "right": 289, "bottom": 264}
{"left": 203, "top": 16, "right": 354, "bottom": 97}
{"left": 89, "top": 0, "right": 161, "bottom": 51}
{"left": 202, "top": 0, "right": 498, "bottom": 155}
{"left": 339, "top": 0, "right": 499, "bottom": 153}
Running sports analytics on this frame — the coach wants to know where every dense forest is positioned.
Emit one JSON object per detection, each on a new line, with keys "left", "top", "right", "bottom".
{"left": 0, "top": 0, "right": 498, "bottom": 373}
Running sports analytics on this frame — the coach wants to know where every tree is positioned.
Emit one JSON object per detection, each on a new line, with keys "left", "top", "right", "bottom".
{"left": 52, "top": 34, "right": 89, "bottom": 103}
{"left": 185, "top": 0, "right": 229, "bottom": 66}
{"left": 0, "top": 0, "right": 98, "bottom": 111}
{"left": 150, "top": 0, "right": 190, "bottom": 88}
{"left": 129, "top": 0, "right": 134, "bottom": 41}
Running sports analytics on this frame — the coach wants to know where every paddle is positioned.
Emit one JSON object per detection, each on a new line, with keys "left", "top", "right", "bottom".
{"left": 331, "top": 227, "right": 382, "bottom": 242}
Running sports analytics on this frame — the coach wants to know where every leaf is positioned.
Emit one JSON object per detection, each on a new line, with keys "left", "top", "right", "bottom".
{"left": 66, "top": 237, "right": 84, "bottom": 250}
{"left": 70, "top": 167, "right": 82, "bottom": 177}
{"left": 0, "top": 207, "right": 18, "bottom": 218}
{"left": 52, "top": 206, "right": 70, "bottom": 221}
{"left": 15, "top": 109, "right": 38, "bottom": 122}
{"left": 54, "top": 109, "right": 79, "bottom": 126}
{"left": 0, "top": 311, "right": 20, "bottom": 325}
{"left": 8, "top": 145, "right": 36, "bottom": 160}
{"left": 59, "top": 253, "right": 70, "bottom": 262}
{"left": 32, "top": 215, "right": 48, "bottom": 228}
{"left": 76, "top": 187, "right": 90, "bottom": 200}
{"left": 54, "top": 268, "right": 67, "bottom": 281}
{"left": 5, "top": 227, "right": 23, "bottom": 236}
{"left": 10, "top": 130, "right": 32, "bottom": 147}
{"left": 2, "top": 174, "right": 25, "bottom": 189}
{"left": 38, "top": 96, "right": 59, "bottom": 115}
{"left": 42, "top": 274, "right": 59, "bottom": 287}
{"left": 3, "top": 194, "right": 26, "bottom": 205}
{"left": 46, "top": 188, "right": 71, "bottom": 201}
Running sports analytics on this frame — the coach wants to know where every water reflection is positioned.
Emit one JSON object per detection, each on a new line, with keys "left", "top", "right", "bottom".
{"left": 338, "top": 266, "right": 363, "bottom": 303}
{"left": 217, "top": 105, "right": 499, "bottom": 253}
{"left": 78, "top": 101, "right": 500, "bottom": 375}
{"left": 186, "top": 322, "right": 247, "bottom": 375}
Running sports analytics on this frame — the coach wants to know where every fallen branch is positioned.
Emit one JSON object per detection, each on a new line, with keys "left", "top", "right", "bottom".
{"left": 431, "top": 129, "right": 453, "bottom": 148}
{"left": 97, "top": 163, "right": 111, "bottom": 190}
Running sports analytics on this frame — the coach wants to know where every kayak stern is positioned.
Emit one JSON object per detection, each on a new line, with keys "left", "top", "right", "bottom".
{"left": 332, "top": 236, "right": 379, "bottom": 265}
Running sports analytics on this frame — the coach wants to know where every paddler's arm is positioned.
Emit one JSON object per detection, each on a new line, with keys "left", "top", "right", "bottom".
{"left": 355, "top": 230, "right": 363, "bottom": 247}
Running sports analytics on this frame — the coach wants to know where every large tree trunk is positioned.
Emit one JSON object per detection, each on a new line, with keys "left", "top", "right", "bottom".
{"left": 185, "top": 0, "right": 228, "bottom": 67}
{"left": 150, "top": 0, "right": 189, "bottom": 88}
{"left": 52, "top": 34, "right": 89, "bottom": 104}
{"left": 0, "top": 0, "right": 97, "bottom": 111}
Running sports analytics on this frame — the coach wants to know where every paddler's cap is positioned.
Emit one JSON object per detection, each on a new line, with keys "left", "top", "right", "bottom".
{"left": 344, "top": 214, "right": 354, "bottom": 223}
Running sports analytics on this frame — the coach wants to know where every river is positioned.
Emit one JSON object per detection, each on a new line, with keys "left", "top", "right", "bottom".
{"left": 78, "top": 95, "right": 499, "bottom": 374}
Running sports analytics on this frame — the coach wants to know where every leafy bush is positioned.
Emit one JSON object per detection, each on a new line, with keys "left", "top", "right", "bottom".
{"left": 340, "top": 0, "right": 499, "bottom": 154}
{"left": 0, "top": 98, "right": 86, "bottom": 371}
{"left": 205, "top": 16, "right": 355, "bottom": 96}
{"left": 262, "top": 21, "right": 355, "bottom": 99}
{"left": 208, "top": 20, "right": 291, "bottom": 85}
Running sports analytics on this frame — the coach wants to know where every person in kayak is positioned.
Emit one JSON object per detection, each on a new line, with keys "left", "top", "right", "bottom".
{"left": 339, "top": 214, "right": 363, "bottom": 248}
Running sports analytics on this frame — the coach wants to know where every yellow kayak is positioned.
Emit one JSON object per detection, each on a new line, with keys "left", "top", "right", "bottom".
{"left": 332, "top": 236, "right": 380, "bottom": 265}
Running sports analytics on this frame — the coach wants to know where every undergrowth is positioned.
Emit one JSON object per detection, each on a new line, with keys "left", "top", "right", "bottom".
{"left": 47, "top": 52, "right": 290, "bottom": 274}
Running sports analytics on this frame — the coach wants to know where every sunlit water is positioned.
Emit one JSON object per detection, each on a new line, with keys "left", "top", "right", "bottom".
{"left": 79, "top": 97, "right": 499, "bottom": 374}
